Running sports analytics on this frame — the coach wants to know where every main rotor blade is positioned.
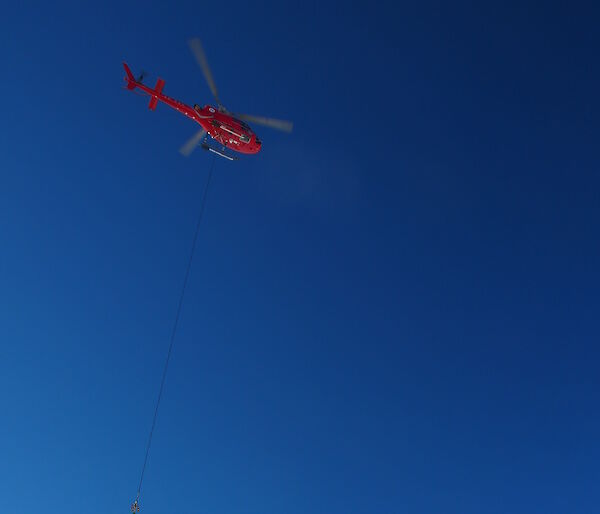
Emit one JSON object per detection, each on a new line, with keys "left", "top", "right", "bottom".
{"left": 187, "top": 38, "right": 221, "bottom": 106}
{"left": 235, "top": 114, "right": 293, "bottom": 133}
{"left": 179, "top": 128, "right": 207, "bottom": 157}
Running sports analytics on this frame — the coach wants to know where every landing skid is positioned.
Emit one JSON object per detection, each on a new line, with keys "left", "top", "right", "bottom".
{"left": 201, "top": 142, "right": 237, "bottom": 161}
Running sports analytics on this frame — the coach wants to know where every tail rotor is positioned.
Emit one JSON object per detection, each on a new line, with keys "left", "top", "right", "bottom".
{"left": 137, "top": 70, "right": 148, "bottom": 83}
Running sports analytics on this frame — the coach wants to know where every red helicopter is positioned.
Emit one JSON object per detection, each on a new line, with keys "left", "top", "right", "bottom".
{"left": 123, "top": 38, "right": 293, "bottom": 160}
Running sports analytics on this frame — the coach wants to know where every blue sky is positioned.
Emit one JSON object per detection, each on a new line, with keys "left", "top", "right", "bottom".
{"left": 1, "top": 1, "right": 599, "bottom": 513}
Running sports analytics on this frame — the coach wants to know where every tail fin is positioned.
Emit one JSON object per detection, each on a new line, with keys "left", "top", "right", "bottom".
{"left": 123, "top": 62, "right": 137, "bottom": 90}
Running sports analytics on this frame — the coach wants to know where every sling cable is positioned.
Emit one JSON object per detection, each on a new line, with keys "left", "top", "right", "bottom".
{"left": 131, "top": 156, "right": 215, "bottom": 513}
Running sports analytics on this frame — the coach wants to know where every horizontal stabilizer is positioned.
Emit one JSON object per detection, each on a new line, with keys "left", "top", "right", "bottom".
{"left": 148, "top": 78, "right": 165, "bottom": 110}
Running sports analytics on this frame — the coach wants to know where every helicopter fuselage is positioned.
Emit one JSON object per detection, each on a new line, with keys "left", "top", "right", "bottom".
{"left": 124, "top": 66, "right": 262, "bottom": 155}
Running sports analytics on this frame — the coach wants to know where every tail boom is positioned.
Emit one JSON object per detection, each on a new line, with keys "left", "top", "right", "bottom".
{"left": 122, "top": 62, "right": 203, "bottom": 123}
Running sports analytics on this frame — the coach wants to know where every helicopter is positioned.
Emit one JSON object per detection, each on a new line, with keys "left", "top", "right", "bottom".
{"left": 123, "top": 38, "right": 293, "bottom": 160}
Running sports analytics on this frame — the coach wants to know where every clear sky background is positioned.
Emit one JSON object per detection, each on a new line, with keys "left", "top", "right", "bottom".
{"left": 1, "top": 1, "right": 599, "bottom": 513}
